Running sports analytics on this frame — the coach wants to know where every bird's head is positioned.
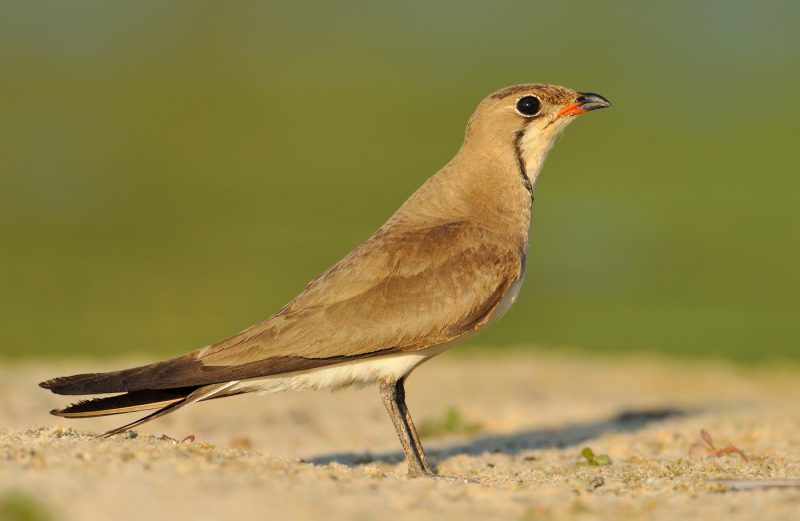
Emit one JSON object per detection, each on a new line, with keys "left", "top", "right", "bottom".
{"left": 463, "top": 84, "right": 611, "bottom": 181}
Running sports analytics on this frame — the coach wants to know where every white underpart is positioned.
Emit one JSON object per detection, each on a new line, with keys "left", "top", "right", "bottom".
{"left": 229, "top": 343, "right": 453, "bottom": 396}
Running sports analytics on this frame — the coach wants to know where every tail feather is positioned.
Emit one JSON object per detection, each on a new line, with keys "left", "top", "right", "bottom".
{"left": 97, "top": 381, "right": 240, "bottom": 438}
{"left": 51, "top": 388, "right": 199, "bottom": 418}
{"left": 50, "top": 381, "right": 244, "bottom": 439}
{"left": 38, "top": 356, "right": 194, "bottom": 395}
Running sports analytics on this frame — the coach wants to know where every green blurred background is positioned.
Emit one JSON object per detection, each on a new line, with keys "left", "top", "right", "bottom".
{"left": 1, "top": 1, "right": 798, "bottom": 362}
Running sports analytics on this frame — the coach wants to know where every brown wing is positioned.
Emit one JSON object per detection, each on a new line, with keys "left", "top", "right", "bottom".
{"left": 41, "top": 219, "right": 523, "bottom": 395}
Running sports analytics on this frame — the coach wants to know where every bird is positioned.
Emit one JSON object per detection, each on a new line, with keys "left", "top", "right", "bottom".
{"left": 40, "top": 84, "right": 610, "bottom": 478}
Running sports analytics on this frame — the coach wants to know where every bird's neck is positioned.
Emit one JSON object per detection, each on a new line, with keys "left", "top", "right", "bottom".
{"left": 454, "top": 141, "right": 539, "bottom": 218}
{"left": 394, "top": 143, "right": 536, "bottom": 236}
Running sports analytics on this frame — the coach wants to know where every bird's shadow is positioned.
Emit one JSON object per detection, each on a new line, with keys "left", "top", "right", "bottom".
{"left": 305, "top": 407, "right": 685, "bottom": 467}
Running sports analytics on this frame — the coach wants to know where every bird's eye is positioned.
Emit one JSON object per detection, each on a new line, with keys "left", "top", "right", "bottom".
{"left": 515, "top": 95, "right": 541, "bottom": 117}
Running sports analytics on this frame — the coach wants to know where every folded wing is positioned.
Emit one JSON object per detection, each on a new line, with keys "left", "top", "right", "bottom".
{"left": 41, "top": 220, "right": 522, "bottom": 395}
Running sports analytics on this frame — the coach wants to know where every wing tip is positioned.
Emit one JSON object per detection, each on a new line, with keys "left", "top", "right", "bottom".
{"left": 40, "top": 377, "right": 78, "bottom": 394}
{"left": 38, "top": 373, "right": 111, "bottom": 395}
{"left": 39, "top": 379, "right": 57, "bottom": 390}
{"left": 39, "top": 375, "right": 85, "bottom": 394}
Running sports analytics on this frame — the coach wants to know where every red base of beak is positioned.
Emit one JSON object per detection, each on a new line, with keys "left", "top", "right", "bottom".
{"left": 557, "top": 102, "right": 589, "bottom": 117}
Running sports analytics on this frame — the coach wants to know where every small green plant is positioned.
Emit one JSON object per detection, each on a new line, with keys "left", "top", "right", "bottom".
{"left": 577, "top": 447, "right": 611, "bottom": 466}
{"left": 418, "top": 407, "right": 482, "bottom": 439}
{"left": 0, "top": 491, "right": 53, "bottom": 521}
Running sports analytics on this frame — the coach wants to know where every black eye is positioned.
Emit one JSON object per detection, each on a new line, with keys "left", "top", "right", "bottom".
{"left": 515, "top": 95, "right": 541, "bottom": 117}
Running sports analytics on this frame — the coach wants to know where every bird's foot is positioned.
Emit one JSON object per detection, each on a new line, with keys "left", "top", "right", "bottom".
{"left": 407, "top": 467, "right": 477, "bottom": 483}
{"left": 407, "top": 467, "right": 436, "bottom": 479}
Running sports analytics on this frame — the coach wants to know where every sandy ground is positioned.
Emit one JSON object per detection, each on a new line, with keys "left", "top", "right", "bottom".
{"left": 1, "top": 350, "right": 799, "bottom": 521}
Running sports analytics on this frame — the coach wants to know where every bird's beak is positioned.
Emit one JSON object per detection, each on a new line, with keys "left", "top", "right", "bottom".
{"left": 557, "top": 92, "right": 612, "bottom": 117}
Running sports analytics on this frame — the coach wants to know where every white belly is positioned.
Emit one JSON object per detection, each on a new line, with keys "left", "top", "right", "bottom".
{"left": 230, "top": 343, "right": 452, "bottom": 395}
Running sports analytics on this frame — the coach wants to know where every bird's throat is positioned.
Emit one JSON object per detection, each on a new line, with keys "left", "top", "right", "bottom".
{"left": 516, "top": 120, "right": 570, "bottom": 189}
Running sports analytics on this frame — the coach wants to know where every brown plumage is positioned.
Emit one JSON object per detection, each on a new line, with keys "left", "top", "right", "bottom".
{"left": 41, "top": 84, "right": 610, "bottom": 476}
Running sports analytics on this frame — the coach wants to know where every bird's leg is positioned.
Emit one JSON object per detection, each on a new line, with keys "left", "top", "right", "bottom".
{"left": 379, "top": 377, "right": 435, "bottom": 478}
{"left": 393, "top": 377, "right": 434, "bottom": 475}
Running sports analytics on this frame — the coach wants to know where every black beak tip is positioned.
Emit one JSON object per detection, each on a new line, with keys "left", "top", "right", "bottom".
{"left": 576, "top": 92, "right": 612, "bottom": 110}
